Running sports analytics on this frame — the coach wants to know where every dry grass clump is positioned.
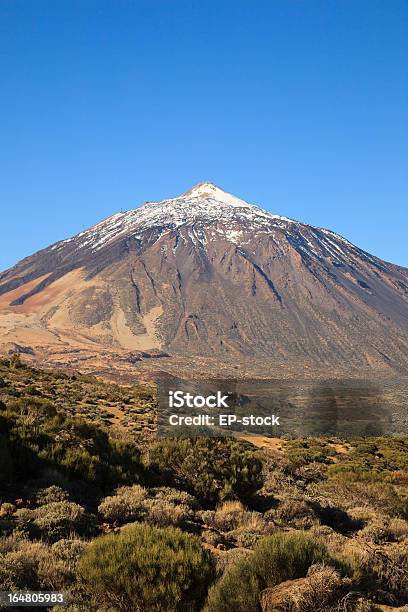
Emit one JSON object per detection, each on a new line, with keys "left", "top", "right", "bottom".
{"left": 348, "top": 507, "right": 378, "bottom": 523}
{"left": 260, "top": 563, "right": 345, "bottom": 611}
{"left": 387, "top": 517, "right": 408, "bottom": 541}
{"left": 198, "top": 501, "right": 272, "bottom": 547}
{"left": 203, "top": 500, "right": 266, "bottom": 533}
{"left": 359, "top": 520, "right": 390, "bottom": 544}
{"left": 0, "top": 532, "right": 26, "bottom": 555}
{"left": 309, "top": 526, "right": 347, "bottom": 557}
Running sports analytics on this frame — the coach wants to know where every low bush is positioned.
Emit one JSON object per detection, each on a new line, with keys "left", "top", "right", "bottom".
{"left": 0, "top": 548, "right": 41, "bottom": 591}
{"left": 98, "top": 485, "right": 147, "bottom": 524}
{"left": 0, "top": 502, "right": 16, "bottom": 517}
{"left": 198, "top": 501, "right": 270, "bottom": 547}
{"left": 349, "top": 509, "right": 408, "bottom": 543}
{"left": 228, "top": 524, "right": 268, "bottom": 548}
{"left": 275, "top": 498, "right": 317, "bottom": 529}
{"left": 204, "top": 531, "right": 340, "bottom": 611}
{"left": 201, "top": 529, "right": 225, "bottom": 548}
{"left": 316, "top": 472, "right": 407, "bottom": 518}
{"left": 214, "top": 548, "right": 253, "bottom": 577}
{"left": 33, "top": 501, "right": 92, "bottom": 542}
{"left": 211, "top": 501, "right": 250, "bottom": 532}
{"left": 0, "top": 539, "right": 73, "bottom": 592}
{"left": 285, "top": 440, "right": 335, "bottom": 470}
{"left": 0, "top": 395, "right": 144, "bottom": 488}
{"left": 51, "top": 538, "right": 88, "bottom": 571}
{"left": 343, "top": 540, "right": 408, "bottom": 604}
{"left": 36, "top": 485, "right": 70, "bottom": 505}
{"left": 78, "top": 523, "right": 214, "bottom": 611}
{"left": 148, "top": 438, "right": 263, "bottom": 506}
{"left": 149, "top": 486, "right": 198, "bottom": 509}
{"left": 142, "top": 499, "right": 192, "bottom": 527}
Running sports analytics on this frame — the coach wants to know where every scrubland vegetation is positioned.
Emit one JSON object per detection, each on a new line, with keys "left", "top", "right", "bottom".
{"left": 0, "top": 356, "right": 407, "bottom": 610}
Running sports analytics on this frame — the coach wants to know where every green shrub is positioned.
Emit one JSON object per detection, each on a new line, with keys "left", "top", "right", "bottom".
{"left": 285, "top": 440, "right": 334, "bottom": 470}
{"left": 314, "top": 472, "right": 407, "bottom": 518}
{"left": 204, "top": 531, "right": 338, "bottom": 611}
{"left": 51, "top": 538, "right": 88, "bottom": 572}
{"left": 78, "top": 523, "right": 214, "bottom": 611}
{"left": 148, "top": 438, "right": 263, "bottom": 506}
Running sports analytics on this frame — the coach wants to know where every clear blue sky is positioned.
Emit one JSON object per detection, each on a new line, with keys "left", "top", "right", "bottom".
{"left": 1, "top": 0, "right": 407, "bottom": 269}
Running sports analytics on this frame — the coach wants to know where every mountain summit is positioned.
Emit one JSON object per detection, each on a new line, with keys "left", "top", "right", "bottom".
{"left": 182, "top": 182, "right": 256, "bottom": 207}
{"left": 1, "top": 184, "right": 408, "bottom": 377}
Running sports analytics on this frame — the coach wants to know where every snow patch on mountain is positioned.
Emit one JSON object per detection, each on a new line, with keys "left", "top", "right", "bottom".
{"left": 52, "top": 183, "right": 358, "bottom": 264}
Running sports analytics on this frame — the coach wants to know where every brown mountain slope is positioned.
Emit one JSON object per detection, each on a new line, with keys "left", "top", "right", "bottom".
{"left": 1, "top": 183, "right": 408, "bottom": 378}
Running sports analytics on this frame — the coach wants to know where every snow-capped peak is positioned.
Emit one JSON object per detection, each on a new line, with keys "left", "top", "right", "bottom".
{"left": 55, "top": 183, "right": 298, "bottom": 253}
{"left": 181, "top": 182, "right": 253, "bottom": 208}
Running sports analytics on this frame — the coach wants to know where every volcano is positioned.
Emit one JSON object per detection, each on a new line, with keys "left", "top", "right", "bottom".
{"left": 1, "top": 183, "right": 408, "bottom": 377}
